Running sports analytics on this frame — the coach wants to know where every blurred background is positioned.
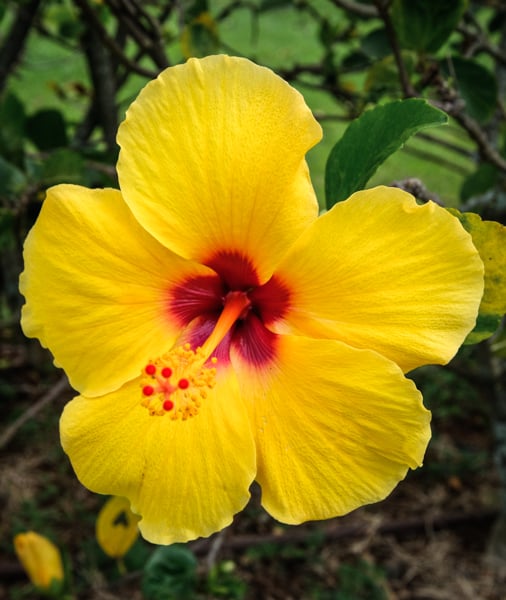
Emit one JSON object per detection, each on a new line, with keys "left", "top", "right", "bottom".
{"left": 1, "top": 1, "right": 506, "bottom": 598}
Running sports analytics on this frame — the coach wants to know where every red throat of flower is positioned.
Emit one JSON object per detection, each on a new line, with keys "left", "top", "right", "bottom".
{"left": 140, "top": 291, "right": 251, "bottom": 420}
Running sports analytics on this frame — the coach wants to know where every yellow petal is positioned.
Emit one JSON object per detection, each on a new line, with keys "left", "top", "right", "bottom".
{"left": 232, "top": 335, "right": 431, "bottom": 524}
{"left": 60, "top": 372, "right": 256, "bottom": 545}
{"left": 116, "top": 55, "right": 322, "bottom": 282}
{"left": 14, "top": 531, "right": 65, "bottom": 592}
{"left": 273, "top": 186, "right": 484, "bottom": 372}
{"left": 20, "top": 184, "right": 216, "bottom": 396}
{"left": 96, "top": 496, "right": 140, "bottom": 559}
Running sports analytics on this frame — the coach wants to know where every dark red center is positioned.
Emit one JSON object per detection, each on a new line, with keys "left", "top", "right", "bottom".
{"left": 168, "top": 250, "right": 290, "bottom": 367}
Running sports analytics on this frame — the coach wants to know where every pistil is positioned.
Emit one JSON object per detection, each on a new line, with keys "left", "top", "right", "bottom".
{"left": 140, "top": 291, "right": 251, "bottom": 419}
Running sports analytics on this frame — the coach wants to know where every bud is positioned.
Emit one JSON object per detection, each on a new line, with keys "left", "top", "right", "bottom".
{"left": 13, "top": 531, "right": 64, "bottom": 594}
{"left": 96, "top": 496, "right": 140, "bottom": 559}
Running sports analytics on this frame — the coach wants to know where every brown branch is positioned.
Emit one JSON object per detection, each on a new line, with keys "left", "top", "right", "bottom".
{"left": 0, "top": 0, "right": 43, "bottom": 94}
{"left": 328, "top": 0, "right": 378, "bottom": 18}
{"left": 73, "top": 0, "right": 158, "bottom": 79}
{"left": 81, "top": 22, "right": 119, "bottom": 152}
{"left": 105, "top": 0, "right": 169, "bottom": 70}
{"left": 448, "top": 108, "right": 506, "bottom": 173}
{"left": 373, "top": 0, "right": 416, "bottom": 97}
{"left": 0, "top": 376, "right": 71, "bottom": 450}
{"left": 190, "top": 508, "right": 498, "bottom": 555}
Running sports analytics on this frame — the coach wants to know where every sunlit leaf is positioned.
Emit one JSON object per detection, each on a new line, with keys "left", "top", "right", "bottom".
{"left": 449, "top": 209, "right": 506, "bottom": 344}
{"left": 325, "top": 98, "right": 447, "bottom": 208}
{"left": 391, "top": 0, "right": 467, "bottom": 53}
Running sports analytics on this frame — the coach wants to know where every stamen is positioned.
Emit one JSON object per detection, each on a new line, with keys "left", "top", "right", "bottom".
{"left": 145, "top": 364, "right": 156, "bottom": 375}
{"left": 140, "top": 344, "right": 217, "bottom": 420}
{"left": 140, "top": 292, "right": 250, "bottom": 420}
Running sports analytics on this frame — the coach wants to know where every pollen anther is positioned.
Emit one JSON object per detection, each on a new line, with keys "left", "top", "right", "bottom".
{"left": 140, "top": 346, "right": 217, "bottom": 420}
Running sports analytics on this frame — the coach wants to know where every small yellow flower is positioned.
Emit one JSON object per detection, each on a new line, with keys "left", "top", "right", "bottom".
{"left": 20, "top": 55, "right": 484, "bottom": 545}
{"left": 96, "top": 496, "right": 140, "bottom": 559}
{"left": 14, "top": 531, "right": 64, "bottom": 593}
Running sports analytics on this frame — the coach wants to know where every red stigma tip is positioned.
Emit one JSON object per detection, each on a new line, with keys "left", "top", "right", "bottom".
{"left": 145, "top": 364, "right": 156, "bottom": 375}
{"left": 163, "top": 399, "right": 174, "bottom": 411}
{"left": 142, "top": 385, "right": 155, "bottom": 396}
{"left": 178, "top": 378, "right": 190, "bottom": 389}
{"left": 161, "top": 367, "right": 172, "bottom": 378}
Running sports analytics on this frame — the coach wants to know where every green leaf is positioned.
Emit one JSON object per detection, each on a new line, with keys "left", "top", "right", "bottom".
{"left": 27, "top": 109, "right": 69, "bottom": 151}
{"left": 40, "top": 149, "right": 84, "bottom": 187}
{"left": 142, "top": 545, "right": 198, "bottom": 600}
{"left": 391, "top": 0, "right": 467, "bottom": 53}
{"left": 181, "top": 12, "right": 219, "bottom": 58}
{"left": 325, "top": 98, "right": 447, "bottom": 208}
{"left": 448, "top": 57, "right": 498, "bottom": 123}
{"left": 0, "top": 155, "right": 27, "bottom": 199}
{"left": 361, "top": 28, "right": 391, "bottom": 61}
{"left": 460, "top": 163, "right": 498, "bottom": 202}
{"left": 0, "top": 92, "right": 26, "bottom": 165}
{"left": 449, "top": 209, "right": 506, "bottom": 344}
{"left": 364, "top": 52, "right": 416, "bottom": 99}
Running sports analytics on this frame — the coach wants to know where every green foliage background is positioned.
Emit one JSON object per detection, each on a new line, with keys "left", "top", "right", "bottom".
{"left": 1, "top": 1, "right": 506, "bottom": 599}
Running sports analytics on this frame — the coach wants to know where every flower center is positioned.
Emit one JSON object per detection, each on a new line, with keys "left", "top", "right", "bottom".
{"left": 141, "top": 291, "right": 250, "bottom": 419}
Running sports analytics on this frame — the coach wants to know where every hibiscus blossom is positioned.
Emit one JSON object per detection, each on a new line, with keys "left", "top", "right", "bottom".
{"left": 20, "top": 55, "right": 484, "bottom": 544}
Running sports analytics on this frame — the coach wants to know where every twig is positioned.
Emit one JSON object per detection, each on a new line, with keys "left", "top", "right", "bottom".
{"left": 0, "top": 0, "right": 43, "bottom": 94}
{"left": 73, "top": 0, "right": 158, "bottom": 79}
{"left": 447, "top": 107, "right": 506, "bottom": 173}
{"left": 105, "top": 0, "right": 169, "bottom": 70}
{"left": 328, "top": 0, "right": 378, "bottom": 18}
{"left": 374, "top": 0, "right": 416, "bottom": 97}
{"left": 0, "top": 376, "right": 70, "bottom": 450}
{"left": 192, "top": 508, "right": 498, "bottom": 553}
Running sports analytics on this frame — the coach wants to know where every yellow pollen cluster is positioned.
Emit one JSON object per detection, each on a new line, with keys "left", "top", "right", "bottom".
{"left": 140, "top": 343, "right": 217, "bottom": 420}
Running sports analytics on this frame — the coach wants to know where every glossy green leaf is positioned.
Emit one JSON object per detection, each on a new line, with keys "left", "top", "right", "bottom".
{"left": 142, "top": 545, "right": 198, "bottom": 600}
{"left": 325, "top": 98, "right": 447, "bottom": 208}
{"left": 460, "top": 163, "right": 498, "bottom": 202}
{"left": 391, "top": 0, "right": 467, "bottom": 53}
{"left": 449, "top": 209, "right": 506, "bottom": 344}
{"left": 27, "top": 109, "right": 68, "bottom": 151}
{"left": 449, "top": 57, "right": 498, "bottom": 123}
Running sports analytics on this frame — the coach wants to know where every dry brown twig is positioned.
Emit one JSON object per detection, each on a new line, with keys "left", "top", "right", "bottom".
{"left": 0, "top": 375, "right": 70, "bottom": 450}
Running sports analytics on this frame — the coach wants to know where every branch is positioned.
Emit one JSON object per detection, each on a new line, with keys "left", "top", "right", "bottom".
{"left": 447, "top": 106, "right": 506, "bottom": 173}
{"left": 105, "top": 0, "right": 169, "bottom": 70}
{"left": 190, "top": 508, "right": 498, "bottom": 554}
{"left": 73, "top": 0, "right": 158, "bottom": 79}
{"left": 0, "top": 0, "right": 43, "bottom": 94}
{"left": 373, "top": 0, "right": 416, "bottom": 97}
{"left": 328, "top": 0, "right": 378, "bottom": 18}
{"left": 81, "top": 21, "right": 119, "bottom": 151}
{"left": 0, "top": 376, "right": 70, "bottom": 450}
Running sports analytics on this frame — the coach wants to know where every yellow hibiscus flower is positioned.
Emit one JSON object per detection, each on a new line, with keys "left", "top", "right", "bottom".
{"left": 20, "top": 55, "right": 484, "bottom": 545}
